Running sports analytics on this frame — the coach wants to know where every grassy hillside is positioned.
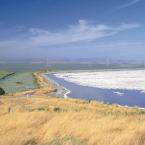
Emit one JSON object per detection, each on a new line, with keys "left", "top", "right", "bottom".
{"left": 0, "top": 72, "right": 145, "bottom": 145}
{"left": 1, "top": 96, "right": 145, "bottom": 145}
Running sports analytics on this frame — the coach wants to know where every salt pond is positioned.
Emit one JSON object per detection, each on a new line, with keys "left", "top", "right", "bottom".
{"left": 46, "top": 69, "right": 145, "bottom": 108}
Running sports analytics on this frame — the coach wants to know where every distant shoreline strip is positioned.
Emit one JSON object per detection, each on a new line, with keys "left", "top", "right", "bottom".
{"left": 43, "top": 73, "right": 71, "bottom": 98}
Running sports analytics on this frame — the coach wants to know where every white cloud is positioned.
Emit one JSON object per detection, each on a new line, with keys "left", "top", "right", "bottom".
{"left": 28, "top": 20, "right": 140, "bottom": 47}
{"left": 116, "top": 0, "right": 142, "bottom": 10}
{"left": 0, "top": 20, "right": 141, "bottom": 49}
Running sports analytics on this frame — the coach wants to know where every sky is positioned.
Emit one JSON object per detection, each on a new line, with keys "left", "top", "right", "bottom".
{"left": 0, "top": 0, "right": 145, "bottom": 60}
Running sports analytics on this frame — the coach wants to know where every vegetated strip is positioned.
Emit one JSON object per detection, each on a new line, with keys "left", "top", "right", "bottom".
{"left": 0, "top": 72, "right": 15, "bottom": 80}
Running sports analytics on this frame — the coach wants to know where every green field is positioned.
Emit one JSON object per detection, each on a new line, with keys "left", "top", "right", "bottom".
{"left": 0, "top": 72, "right": 38, "bottom": 93}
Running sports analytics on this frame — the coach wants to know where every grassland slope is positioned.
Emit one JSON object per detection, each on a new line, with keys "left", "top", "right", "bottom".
{"left": 0, "top": 71, "right": 145, "bottom": 145}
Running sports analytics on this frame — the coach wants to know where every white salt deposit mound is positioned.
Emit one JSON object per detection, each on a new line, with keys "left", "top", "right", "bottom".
{"left": 54, "top": 70, "right": 145, "bottom": 91}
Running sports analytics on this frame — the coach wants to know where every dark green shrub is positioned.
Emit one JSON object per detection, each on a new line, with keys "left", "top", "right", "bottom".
{"left": 23, "top": 139, "right": 37, "bottom": 145}
{"left": 53, "top": 107, "right": 61, "bottom": 112}
{"left": 0, "top": 87, "right": 5, "bottom": 95}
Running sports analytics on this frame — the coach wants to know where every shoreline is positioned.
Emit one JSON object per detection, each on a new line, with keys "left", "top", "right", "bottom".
{"left": 44, "top": 72, "right": 145, "bottom": 110}
{"left": 5, "top": 71, "right": 57, "bottom": 97}
{"left": 2, "top": 70, "right": 145, "bottom": 110}
{"left": 48, "top": 67, "right": 145, "bottom": 74}
{"left": 43, "top": 73, "right": 71, "bottom": 99}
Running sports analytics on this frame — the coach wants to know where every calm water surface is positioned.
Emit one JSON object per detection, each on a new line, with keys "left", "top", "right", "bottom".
{"left": 46, "top": 74, "right": 145, "bottom": 108}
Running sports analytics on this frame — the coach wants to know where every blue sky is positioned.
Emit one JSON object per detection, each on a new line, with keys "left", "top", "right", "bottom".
{"left": 0, "top": 0, "right": 145, "bottom": 60}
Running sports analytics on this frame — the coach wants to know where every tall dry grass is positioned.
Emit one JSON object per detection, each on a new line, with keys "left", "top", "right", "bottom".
{"left": 1, "top": 71, "right": 145, "bottom": 145}
{"left": 1, "top": 96, "right": 145, "bottom": 145}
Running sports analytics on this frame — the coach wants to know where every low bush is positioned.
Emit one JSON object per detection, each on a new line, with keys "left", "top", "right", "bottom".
{"left": 0, "top": 87, "right": 5, "bottom": 95}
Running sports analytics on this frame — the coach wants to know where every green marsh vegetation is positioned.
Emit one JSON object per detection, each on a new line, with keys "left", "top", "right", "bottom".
{"left": 0, "top": 71, "right": 14, "bottom": 79}
{"left": 0, "top": 87, "right": 5, "bottom": 95}
{"left": 0, "top": 71, "right": 38, "bottom": 93}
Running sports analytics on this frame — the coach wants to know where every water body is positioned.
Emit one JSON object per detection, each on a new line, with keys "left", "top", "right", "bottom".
{"left": 0, "top": 62, "right": 145, "bottom": 72}
{"left": 0, "top": 72, "right": 38, "bottom": 93}
{"left": 46, "top": 73, "right": 145, "bottom": 108}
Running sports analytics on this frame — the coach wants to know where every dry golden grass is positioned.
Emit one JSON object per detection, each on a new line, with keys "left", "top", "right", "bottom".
{"left": 1, "top": 72, "right": 145, "bottom": 145}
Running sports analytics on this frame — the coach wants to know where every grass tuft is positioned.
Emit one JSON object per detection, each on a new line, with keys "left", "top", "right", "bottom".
{"left": 42, "top": 136, "right": 86, "bottom": 145}
{"left": 23, "top": 139, "right": 37, "bottom": 145}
